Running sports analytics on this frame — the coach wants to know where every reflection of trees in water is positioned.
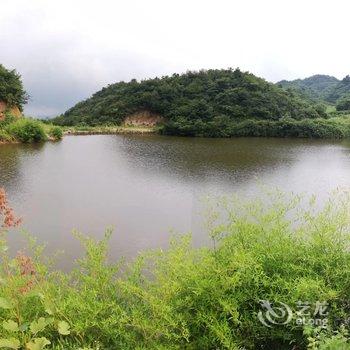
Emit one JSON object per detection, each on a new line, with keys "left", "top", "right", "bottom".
{"left": 0, "top": 143, "right": 45, "bottom": 192}
{"left": 113, "top": 135, "right": 309, "bottom": 187}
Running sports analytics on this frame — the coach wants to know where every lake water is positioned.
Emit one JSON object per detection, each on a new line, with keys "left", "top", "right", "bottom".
{"left": 1, "top": 135, "right": 350, "bottom": 268}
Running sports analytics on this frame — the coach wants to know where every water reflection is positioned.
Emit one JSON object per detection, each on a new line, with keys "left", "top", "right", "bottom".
{"left": 1, "top": 135, "right": 350, "bottom": 269}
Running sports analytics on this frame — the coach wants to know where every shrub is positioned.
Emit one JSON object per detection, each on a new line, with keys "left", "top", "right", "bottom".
{"left": 6, "top": 119, "right": 47, "bottom": 143}
{"left": 1, "top": 190, "right": 350, "bottom": 349}
{"left": 0, "top": 114, "right": 16, "bottom": 129}
{"left": 48, "top": 126, "right": 63, "bottom": 141}
{"left": 162, "top": 116, "right": 350, "bottom": 139}
{"left": 0, "top": 130, "right": 13, "bottom": 143}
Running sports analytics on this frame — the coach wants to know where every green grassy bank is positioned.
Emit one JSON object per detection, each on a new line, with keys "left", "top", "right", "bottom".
{"left": 61, "top": 124, "right": 157, "bottom": 136}
{"left": 0, "top": 115, "right": 62, "bottom": 144}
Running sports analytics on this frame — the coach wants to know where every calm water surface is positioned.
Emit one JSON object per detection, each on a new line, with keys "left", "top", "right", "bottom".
{"left": 1, "top": 135, "right": 350, "bottom": 268}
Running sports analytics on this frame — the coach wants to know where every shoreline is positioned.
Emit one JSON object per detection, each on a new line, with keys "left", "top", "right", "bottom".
{"left": 0, "top": 126, "right": 157, "bottom": 145}
{"left": 63, "top": 126, "right": 157, "bottom": 136}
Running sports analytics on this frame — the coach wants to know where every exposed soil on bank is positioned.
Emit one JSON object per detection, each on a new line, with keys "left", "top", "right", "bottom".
{"left": 0, "top": 101, "right": 21, "bottom": 120}
{"left": 123, "top": 110, "right": 164, "bottom": 127}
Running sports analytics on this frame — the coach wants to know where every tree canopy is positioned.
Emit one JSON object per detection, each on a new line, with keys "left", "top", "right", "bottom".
{"left": 277, "top": 75, "right": 339, "bottom": 102}
{"left": 336, "top": 94, "right": 350, "bottom": 111}
{"left": 278, "top": 74, "right": 350, "bottom": 107}
{"left": 53, "top": 68, "right": 326, "bottom": 130}
{"left": 0, "top": 64, "right": 28, "bottom": 110}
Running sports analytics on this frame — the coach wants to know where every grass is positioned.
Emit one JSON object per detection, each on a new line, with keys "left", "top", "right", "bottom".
{"left": 62, "top": 124, "right": 157, "bottom": 135}
{"left": 1, "top": 189, "right": 350, "bottom": 349}
{"left": 0, "top": 115, "right": 63, "bottom": 144}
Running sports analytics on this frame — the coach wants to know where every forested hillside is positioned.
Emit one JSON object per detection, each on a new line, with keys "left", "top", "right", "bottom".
{"left": 277, "top": 75, "right": 339, "bottom": 102}
{"left": 53, "top": 69, "right": 326, "bottom": 134}
{"left": 278, "top": 74, "right": 350, "bottom": 110}
{"left": 327, "top": 75, "right": 350, "bottom": 104}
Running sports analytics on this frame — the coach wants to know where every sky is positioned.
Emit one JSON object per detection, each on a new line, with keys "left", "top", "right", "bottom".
{"left": 1, "top": 0, "right": 350, "bottom": 117}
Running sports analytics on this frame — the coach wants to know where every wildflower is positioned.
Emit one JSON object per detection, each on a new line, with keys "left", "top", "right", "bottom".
{"left": 16, "top": 251, "right": 36, "bottom": 276}
{"left": 16, "top": 251, "right": 36, "bottom": 294}
{"left": 0, "top": 188, "right": 21, "bottom": 228}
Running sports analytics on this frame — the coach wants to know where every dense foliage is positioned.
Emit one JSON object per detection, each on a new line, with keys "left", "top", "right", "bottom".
{"left": 1, "top": 190, "right": 350, "bottom": 349}
{"left": 5, "top": 119, "right": 47, "bottom": 143}
{"left": 6, "top": 118, "right": 46, "bottom": 143}
{"left": 53, "top": 69, "right": 326, "bottom": 130}
{"left": 162, "top": 116, "right": 350, "bottom": 138}
{"left": 327, "top": 76, "right": 350, "bottom": 104}
{"left": 0, "top": 64, "right": 28, "bottom": 110}
{"left": 278, "top": 74, "right": 350, "bottom": 108}
{"left": 277, "top": 75, "right": 339, "bottom": 103}
{"left": 48, "top": 126, "right": 63, "bottom": 141}
{"left": 0, "top": 114, "right": 62, "bottom": 144}
{"left": 336, "top": 95, "right": 350, "bottom": 111}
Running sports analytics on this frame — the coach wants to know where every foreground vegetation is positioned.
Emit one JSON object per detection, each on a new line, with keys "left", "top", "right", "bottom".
{"left": 1, "top": 189, "right": 350, "bottom": 349}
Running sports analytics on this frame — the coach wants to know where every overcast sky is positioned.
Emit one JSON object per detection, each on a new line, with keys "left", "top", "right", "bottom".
{"left": 1, "top": 0, "right": 350, "bottom": 117}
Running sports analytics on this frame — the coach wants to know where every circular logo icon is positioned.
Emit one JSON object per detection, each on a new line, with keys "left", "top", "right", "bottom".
{"left": 258, "top": 300, "right": 293, "bottom": 327}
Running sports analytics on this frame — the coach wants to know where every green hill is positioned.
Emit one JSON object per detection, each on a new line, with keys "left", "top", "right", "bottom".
{"left": 277, "top": 75, "right": 339, "bottom": 102}
{"left": 327, "top": 75, "right": 350, "bottom": 104}
{"left": 278, "top": 74, "right": 350, "bottom": 109}
{"left": 53, "top": 68, "right": 326, "bottom": 136}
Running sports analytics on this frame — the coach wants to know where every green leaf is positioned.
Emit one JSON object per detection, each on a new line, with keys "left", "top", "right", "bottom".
{"left": 57, "top": 321, "right": 70, "bottom": 335}
{"left": 43, "top": 300, "right": 55, "bottom": 316}
{"left": 26, "top": 337, "right": 51, "bottom": 350}
{"left": 0, "top": 297, "right": 13, "bottom": 310}
{"left": 0, "top": 338, "right": 20, "bottom": 349}
{"left": 38, "top": 294, "right": 56, "bottom": 315}
{"left": 29, "top": 318, "right": 51, "bottom": 335}
{"left": 19, "top": 322, "right": 30, "bottom": 332}
{"left": 2, "top": 320, "right": 19, "bottom": 332}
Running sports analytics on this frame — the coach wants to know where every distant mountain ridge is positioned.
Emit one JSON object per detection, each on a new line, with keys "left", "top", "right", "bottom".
{"left": 277, "top": 74, "right": 350, "bottom": 104}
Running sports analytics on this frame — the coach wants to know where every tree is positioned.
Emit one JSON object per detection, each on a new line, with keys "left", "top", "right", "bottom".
{"left": 0, "top": 64, "right": 28, "bottom": 111}
{"left": 336, "top": 95, "right": 350, "bottom": 111}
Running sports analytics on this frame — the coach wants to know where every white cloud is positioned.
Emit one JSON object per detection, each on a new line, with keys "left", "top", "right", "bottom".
{"left": 1, "top": 0, "right": 350, "bottom": 116}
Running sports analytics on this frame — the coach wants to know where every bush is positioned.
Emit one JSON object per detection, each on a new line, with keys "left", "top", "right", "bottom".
{"left": 0, "top": 114, "right": 16, "bottom": 129}
{"left": 6, "top": 119, "right": 47, "bottom": 143}
{"left": 162, "top": 116, "right": 350, "bottom": 139}
{"left": 0, "top": 129, "right": 13, "bottom": 143}
{"left": 48, "top": 126, "right": 63, "bottom": 140}
{"left": 1, "top": 190, "right": 350, "bottom": 349}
